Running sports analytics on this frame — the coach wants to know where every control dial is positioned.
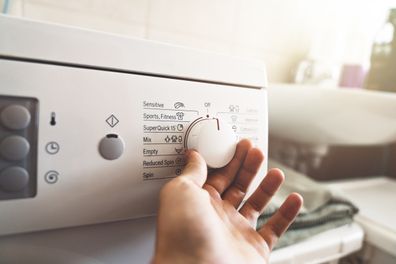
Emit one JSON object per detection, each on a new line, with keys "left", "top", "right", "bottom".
{"left": 185, "top": 117, "right": 237, "bottom": 168}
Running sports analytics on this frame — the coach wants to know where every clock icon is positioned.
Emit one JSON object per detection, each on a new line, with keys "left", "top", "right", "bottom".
{"left": 45, "top": 141, "right": 60, "bottom": 155}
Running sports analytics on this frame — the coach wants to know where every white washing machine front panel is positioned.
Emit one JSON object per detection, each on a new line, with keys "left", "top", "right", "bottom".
{"left": 0, "top": 15, "right": 268, "bottom": 236}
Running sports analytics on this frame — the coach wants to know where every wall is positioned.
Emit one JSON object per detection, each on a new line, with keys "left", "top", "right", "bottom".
{"left": 1, "top": 0, "right": 395, "bottom": 83}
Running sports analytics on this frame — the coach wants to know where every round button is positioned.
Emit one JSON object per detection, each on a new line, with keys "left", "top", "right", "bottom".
{"left": 0, "top": 135, "right": 30, "bottom": 161}
{"left": 186, "top": 118, "right": 237, "bottom": 168}
{"left": 0, "top": 166, "right": 29, "bottom": 192}
{"left": 1, "top": 105, "right": 31, "bottom": 130}
{"left": 99, "top": 134, "right": 125, "bottom": 160}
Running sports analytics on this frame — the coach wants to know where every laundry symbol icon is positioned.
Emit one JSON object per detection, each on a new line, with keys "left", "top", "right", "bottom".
{"left": 175, "top": 148, "right": 183, "bottom": 154}
{"left": 165, "top": 135, "right": 171, "bottom": 143}
{"left": 229, "top": 105, "right": 240, "bottom": 113}
{"left": 176, "top": 112, "right": 184, "bottom": 120}
{"left": 174, "top": 102, "right": 185, "bottom": 109}
{"left": 175, "top": 157, "right": 184, "bottom": 165}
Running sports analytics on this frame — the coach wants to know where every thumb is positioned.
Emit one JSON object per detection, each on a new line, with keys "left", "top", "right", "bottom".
{"left": 180, "top": 150, "right": 207, "bottom": 187}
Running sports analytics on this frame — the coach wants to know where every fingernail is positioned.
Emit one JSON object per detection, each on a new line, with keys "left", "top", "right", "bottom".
{"left": 289, "top": 193, "right": 304, "bottom": 208}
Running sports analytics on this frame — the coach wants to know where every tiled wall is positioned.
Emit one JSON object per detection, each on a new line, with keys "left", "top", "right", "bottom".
{"left": 1, "top": 0, "right": 394, "bottom": 82}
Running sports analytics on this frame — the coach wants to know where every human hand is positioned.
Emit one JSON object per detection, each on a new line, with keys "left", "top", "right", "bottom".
{"left": 153, "top": 139, "right": 303, "bottom": 264}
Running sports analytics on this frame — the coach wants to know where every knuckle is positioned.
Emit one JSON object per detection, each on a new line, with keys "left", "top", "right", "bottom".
{"left": 233, "top": 181, "right": 247, "bottom": 193}
{"left": 248, "top": 198, "right": 262, "bottom": 212}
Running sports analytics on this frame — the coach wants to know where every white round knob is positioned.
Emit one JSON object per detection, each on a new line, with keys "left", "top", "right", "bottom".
{"left": 186, "top": 118, "right": 237, "bottom": 168}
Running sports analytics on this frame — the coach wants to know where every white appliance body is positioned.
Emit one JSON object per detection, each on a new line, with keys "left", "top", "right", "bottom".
{"left": 0, "top": 15, "right": 268, "bottom": 238}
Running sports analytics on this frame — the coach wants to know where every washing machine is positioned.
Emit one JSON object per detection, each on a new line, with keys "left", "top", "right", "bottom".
{"left": 0, "top": 15, "right": 269, "bottom": 263}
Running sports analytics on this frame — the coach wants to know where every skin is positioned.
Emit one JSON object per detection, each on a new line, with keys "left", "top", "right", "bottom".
{"left": 153, "top": 139, "right": 303, "bottom": 264}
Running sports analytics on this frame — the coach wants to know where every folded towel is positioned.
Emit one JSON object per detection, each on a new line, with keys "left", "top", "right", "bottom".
{"left": 256, "top": 159, "right": 359, "bottom": 249}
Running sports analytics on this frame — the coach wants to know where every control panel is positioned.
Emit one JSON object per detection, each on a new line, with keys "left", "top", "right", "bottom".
{"left": 0, "top": 58, "right": 267, "bottom": 235}
{"left": 0, "top": 15, "right": 268, "bottom": 236}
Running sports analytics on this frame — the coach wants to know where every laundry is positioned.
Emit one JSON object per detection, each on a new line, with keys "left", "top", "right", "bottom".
{"left": 257, "top": 160, "right": 359, "bottom": 249}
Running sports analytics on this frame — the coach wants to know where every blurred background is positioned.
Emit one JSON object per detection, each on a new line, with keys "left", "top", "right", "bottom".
{"left": 1, "top": 0, "right": 395, "bottom": 85}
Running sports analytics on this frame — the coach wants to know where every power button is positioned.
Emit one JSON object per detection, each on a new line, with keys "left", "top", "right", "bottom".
{"left": 99, "top": 134, "right": 124, "bottom": 160}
